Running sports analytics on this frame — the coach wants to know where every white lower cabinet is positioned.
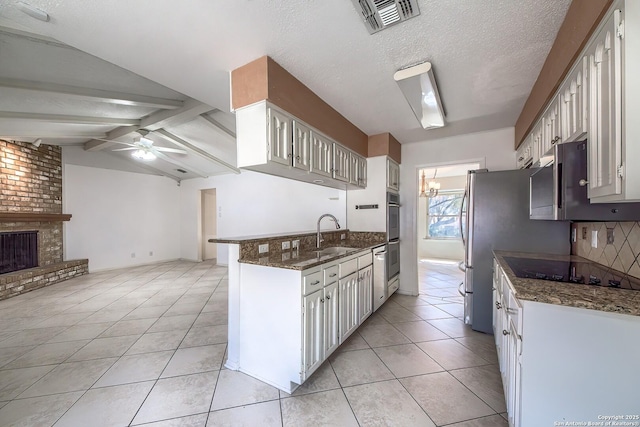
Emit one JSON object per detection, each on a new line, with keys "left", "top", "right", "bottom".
{"left": 494, "top": 257, "right": 640, "bottom": 427}
{"left": 237, "top": 248, "right": 386, "bottom": 394}
{"left": 323, "top": 281, "right": 339, "bottom": 357}
{"left": 338, "top": 272, "right": 358, "bottom": 343}
{"left": 302, "top": 289, "right": 324, "bottom": 379}
{"left": 358, "top": 265, "right": 373, "bottom": 324}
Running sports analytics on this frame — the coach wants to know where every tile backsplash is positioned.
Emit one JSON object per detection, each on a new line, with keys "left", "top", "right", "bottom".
{"left": 572, "top": 222, "right": 640, "bottom": 279}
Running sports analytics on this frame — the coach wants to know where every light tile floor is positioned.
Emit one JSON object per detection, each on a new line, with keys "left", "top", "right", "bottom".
{"left": 0, "top": 259, "right": 507, "bottom": 426}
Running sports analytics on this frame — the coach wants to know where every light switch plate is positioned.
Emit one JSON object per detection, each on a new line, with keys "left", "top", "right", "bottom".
{"left": 341, "top": 233, "right": 346, "bottom": 240}
{"left": 292, "top": 240, "right": 300, "bottom": 250}
{"left": 591, "top": 230, "right": 598, "bottom": 248}
{"left": 258, "top": 243, "right": 269, "bottom": 254}
{"left": 571, "top": 228, "right": 577, "bottom": 243}
{"left": 282, "top": 241, "right": 290, "bottom": 250}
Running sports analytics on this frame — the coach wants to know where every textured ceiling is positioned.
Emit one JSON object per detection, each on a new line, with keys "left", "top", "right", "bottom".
{"left": 0, "top": 0, "right": 571, "bottom": 145}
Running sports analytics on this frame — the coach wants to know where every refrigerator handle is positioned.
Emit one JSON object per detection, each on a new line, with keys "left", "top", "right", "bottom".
{"left": 457, "top": 260, "right": 466, "bottom": 272}
{"left": 458, "top": 281, "right": 465, "bottom": 297}
{"left": 459, "top": 189, "right": 467, "bottom": 247}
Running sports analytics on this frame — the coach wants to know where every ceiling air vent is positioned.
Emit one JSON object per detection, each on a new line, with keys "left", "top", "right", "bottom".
{"left": 352, "top": 0, "right": 420, "bottom": 34}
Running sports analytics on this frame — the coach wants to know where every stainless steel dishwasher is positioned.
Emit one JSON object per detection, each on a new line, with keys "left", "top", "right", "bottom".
{"left": 372, "top": 244, "right": 387, "bottom": 311}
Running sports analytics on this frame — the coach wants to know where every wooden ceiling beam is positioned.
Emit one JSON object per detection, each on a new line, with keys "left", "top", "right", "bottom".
{"left": 0, "top": 77, "right": 184, "bottom": 110}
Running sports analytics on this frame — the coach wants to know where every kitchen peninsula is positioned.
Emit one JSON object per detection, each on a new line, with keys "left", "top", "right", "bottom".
{"left": 211, "top": 229, "right": 387, "bottom": 393}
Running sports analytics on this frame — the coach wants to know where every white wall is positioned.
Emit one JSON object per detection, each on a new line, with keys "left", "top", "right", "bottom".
{"left": 63, "top": 164, "right": 181, "bottom": 271}
{"left": 180, "top": 171, "right": 346, "bottom": 265}
{"left": 202, "top": 189, "right": 217, "bottom": 260}
{"left": 418, "top": 175, "right": 467, "bottom": 261}
{"left": 400, "top": 127, "right": 516, "bottom": 295}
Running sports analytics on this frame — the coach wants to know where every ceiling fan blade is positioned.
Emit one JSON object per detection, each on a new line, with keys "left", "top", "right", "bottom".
{"left": 112, "top": 147, "right": 139, "bottom": 152}
{"left": 154, "top": 147, "right": 188, "bottom": 154}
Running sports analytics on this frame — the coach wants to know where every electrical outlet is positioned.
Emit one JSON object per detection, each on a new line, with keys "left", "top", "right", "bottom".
{"left": 341, "top": 233, "right": 346, "bottom": 240}
{"left": 292, "top": 240, "right": 300, "bottom": 250}
{"left": 258, "top": 243, "right": 269, "bottom": 254}
{"left": 606, "top": 227, "right": 615, "bottom": 244}
{"left": 282, "top": 241, "right": 290, "bottom": 250}
{"left": 571, "top": 228, "right": 577, "bottom": 243}
{"left": 591, "top": 230, "right": 598, "bottom": 248}
{"left": 582, "top": 227, "right": 587, "bottom": 240}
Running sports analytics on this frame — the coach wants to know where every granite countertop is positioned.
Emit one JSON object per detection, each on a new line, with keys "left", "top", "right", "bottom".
{"left": 240, "top": 240, "right": 386, "bottom": 271}
{"left": 209, "top": 230, "right": 324, "bottom": 244}
{"left": 494, "top": 250, "right": 640, "bottom": 317}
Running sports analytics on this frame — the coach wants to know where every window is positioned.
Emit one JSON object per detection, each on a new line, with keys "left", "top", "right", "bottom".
{"left": 426, "top": 191, "right": 464, "bottom": 239}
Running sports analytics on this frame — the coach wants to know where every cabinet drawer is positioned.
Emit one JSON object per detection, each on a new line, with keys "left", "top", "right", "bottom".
{"left": 339, "top": 257, "right": 358, "bottom": 278}
{"left": 324, "top": 265, "right": 339, "bottom": 284}
{"left": 357, "top": 252, "right": 372, "bottom": 268}
{"left": 303, "top": 270, "right": 323, "bottom": 295}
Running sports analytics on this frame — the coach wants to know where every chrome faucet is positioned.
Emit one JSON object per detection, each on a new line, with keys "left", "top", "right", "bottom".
{"left": 317, "top": 214, "right": 341, "bottom": 249}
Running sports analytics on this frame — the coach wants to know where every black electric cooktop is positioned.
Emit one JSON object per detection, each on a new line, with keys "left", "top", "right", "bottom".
{"left": 503, "top": 256, "right": 640, "bottom": 291}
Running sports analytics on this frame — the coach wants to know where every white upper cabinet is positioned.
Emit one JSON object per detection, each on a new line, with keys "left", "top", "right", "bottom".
{"left": 387, "top": 158, "right": 400, "bottom": 191}
{"left": 267, "top": 106, "right": 293, "bottom": 166}
{"left": 333, "top": 144, "right": 350, "bottom": 182}
{"left": 531, "top": 120, "right": 543, "bottom": 166}
{"left": 522, "top": 0, "right": 640, "bottom": 202}
{"left": 587, "top": 7, "right": 623, "bottom": 200}
{"left": 516, "top": 136, "right": 533, "bottom": 169}
{"left": 561, "top": 56, "right": 589, "bottom": 143}
{"left": 236, "top": 100, "right": 367, "bottom": 189}
{"left": 292, "top": 120, "right": 312, "bottom": 171}
{"left": 310, "top": 131, "right": 333, "bottom": 178}
{"left": 349, "top": 151, "right": 367, "bottom": 188}
{"left": 543, "top": 95, "right": 563, "bottom": 153}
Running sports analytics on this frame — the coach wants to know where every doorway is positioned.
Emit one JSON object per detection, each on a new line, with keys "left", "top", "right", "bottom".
{"left": 201, "top": 189, "right": 217, "bottom": 261}
{"left": 417, "top": 162, "right": 478, "bottom": 263}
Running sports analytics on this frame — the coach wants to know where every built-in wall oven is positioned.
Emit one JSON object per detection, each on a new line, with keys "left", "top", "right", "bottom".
{"left": 387, "top": 192, "right": 400, "bottom": 241}
{"left": 387, "top": 240, "right": 400, "bottom": 280}
{"left": 386, "top": 192, "right": 400, "bottom": 280}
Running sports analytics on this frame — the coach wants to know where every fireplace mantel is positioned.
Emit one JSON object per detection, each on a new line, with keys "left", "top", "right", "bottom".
{"left": 0, "top": 213, "right": 72, "bottom": 222}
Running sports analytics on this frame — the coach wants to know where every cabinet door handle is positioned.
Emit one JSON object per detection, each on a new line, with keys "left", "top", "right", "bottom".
{"left": 495, "top": 301, "right": 502, "bottom": 309}
{"left": 518, "top": 156, "right": 524, "bottom": 161}
{"left": 310, "top": 280, "right": 320, "bottom": 286}
{"left": 326, "top": 295, "right": 331, "bottom": 300}
{"left": 329, "top": 273, "right": 337, "bottom": 277}
{"left": 321, "top": 298, "right": 325, "bottom": 303}
{"left": 502, "top": 329, "right": 510, "bottom": 335}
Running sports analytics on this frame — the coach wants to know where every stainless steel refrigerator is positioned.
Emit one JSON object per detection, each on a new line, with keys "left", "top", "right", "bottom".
{"left": 462, "top": 169, "right": 571, "bottom": 334}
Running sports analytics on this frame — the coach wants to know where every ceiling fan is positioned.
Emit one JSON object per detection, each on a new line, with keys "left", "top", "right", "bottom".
{"left": 99, "top": 130, "right": 187, "bottom": 161}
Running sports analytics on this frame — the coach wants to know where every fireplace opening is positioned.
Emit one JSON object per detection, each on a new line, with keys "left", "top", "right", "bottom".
{"left": 0, "top": 231, "right": 38, "bottom": 274}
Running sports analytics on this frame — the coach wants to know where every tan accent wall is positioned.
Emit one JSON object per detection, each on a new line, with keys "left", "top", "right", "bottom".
{"left": 515, "top": 0, "right": 613, "bottom": 147}
{"left": 367, "top": 133, "right": 401, "bottom": 163}
{"left": 230, "top": 57, "right": 269, "bottom": 110}
{"left": 231, "top": 56, "right": 369, "bottom": 157}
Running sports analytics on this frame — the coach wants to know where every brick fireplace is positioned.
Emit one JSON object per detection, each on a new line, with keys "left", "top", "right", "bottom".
{"left": 0, "top": 139, "right": 88, "bottom": 300}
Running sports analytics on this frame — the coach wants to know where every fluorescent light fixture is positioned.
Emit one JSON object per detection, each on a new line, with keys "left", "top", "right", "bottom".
{"left": 394, "top": 62, "right": 446, "bottom": 129}
{"left": 17, "top": 2, "right": 50, "bottom": 22}
{"left": 132, "top": 149, "right": 156, "bottom": 161}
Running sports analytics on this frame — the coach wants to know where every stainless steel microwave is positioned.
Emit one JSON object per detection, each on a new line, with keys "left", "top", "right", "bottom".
{"left": 530, "top": 140, "right": 640, "bottom": 221}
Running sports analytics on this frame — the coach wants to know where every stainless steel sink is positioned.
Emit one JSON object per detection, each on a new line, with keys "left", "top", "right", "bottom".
{"left": 313, "top": 246, "right": 358, "bottom": 255}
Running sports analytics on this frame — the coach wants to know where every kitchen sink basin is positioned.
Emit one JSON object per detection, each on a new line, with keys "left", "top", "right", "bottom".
{"left": 313, "top": 246, "right": 358, "bottom": 255}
